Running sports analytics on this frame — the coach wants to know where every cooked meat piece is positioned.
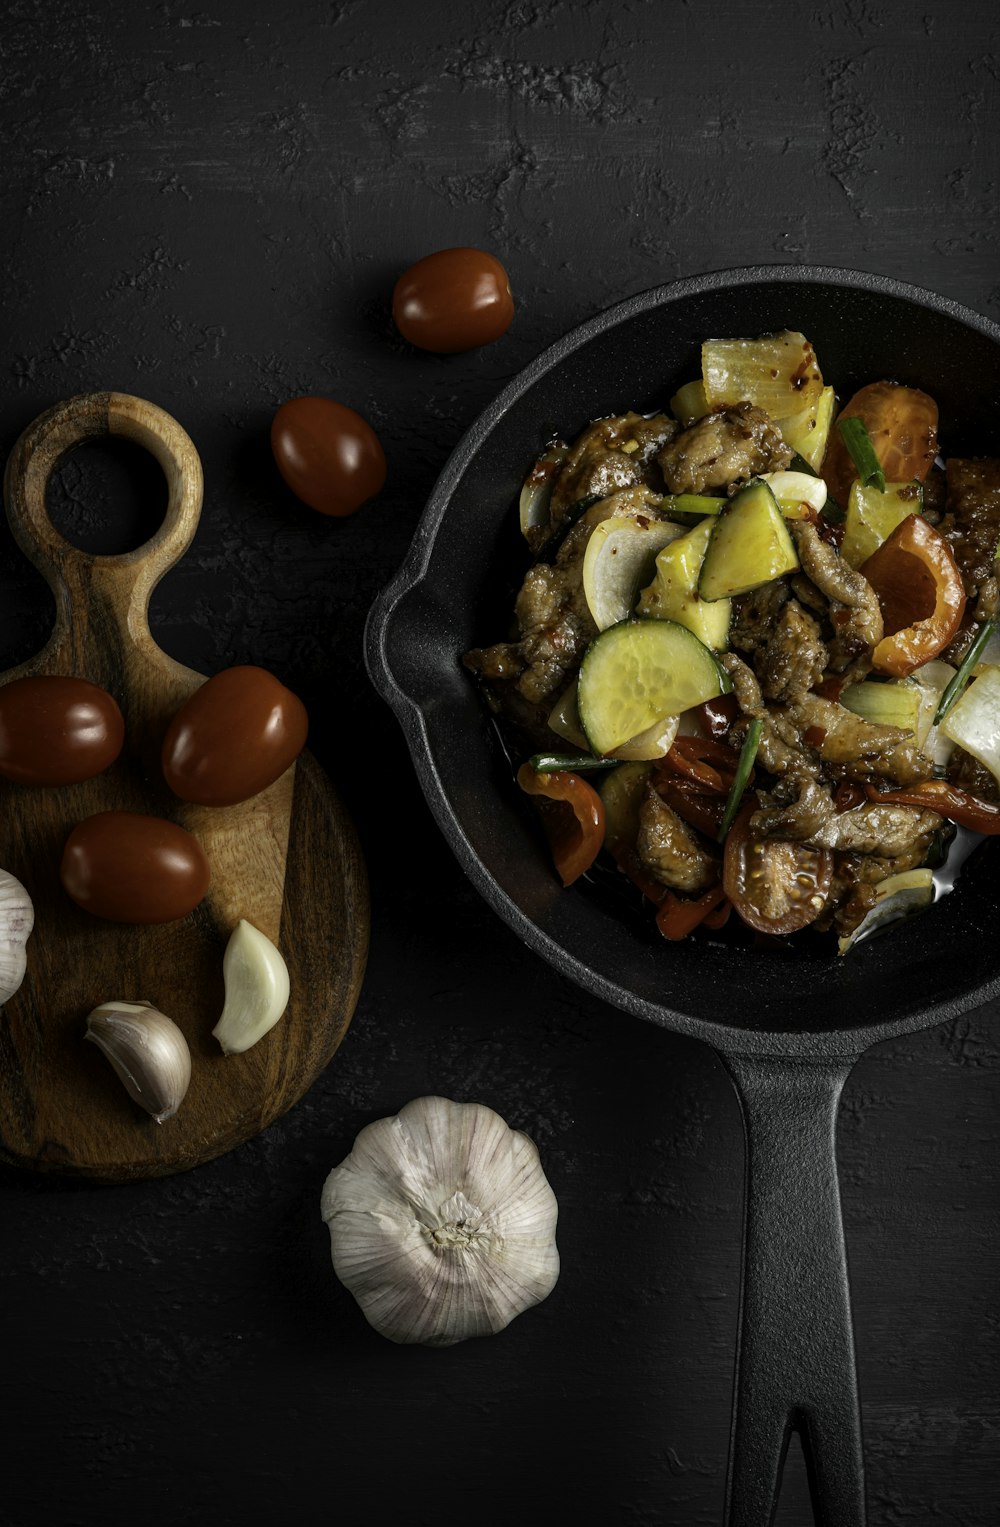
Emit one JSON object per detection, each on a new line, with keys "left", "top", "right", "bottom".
{"left": 789, "top": 572, "right": 829, "bottom": 617}
{"left": 755, "top": 599, "right": 829, "bottom": 704}
{"left": 785, "top": 693, "right": 934, "bottom": 787}
{"left": 547, "top": 412, "right": 680, "bottom": 525}
{"left": 805, "top": 802, "right": 942, "bottom": 857}
{"left": 719, "top": 652, "right": 813, "bottom": 776}
{"left": 939, "top": 458, "right": 1000, "bottom": 661}
{"left": 921, "top": 465, "right": 948, "bottom": 522}
{"left": 830, "top": 882, "right": 880, "bottom": 937}
{"left": 792, "top": 522, "right": 883, "bottom": 678}
{"left": 730, "top": 581, "right": 828, "bottom": 703}
{"left": 719, "top": 650, "right": 765, "bottom": 716}
{"left": 947, "top": 745, "right": 1000, "bottom": 802}
{"left": 636, "top": 787, "right": 717, "bottom": 893}
{"left": 750, "top": 773, "right": 836, "bottom": 841}
{"left": 730, "top": 581, "right": 790, "bottom": 652}
{"left": 464, "top": 490, "right": 667, "bottom": 709}
{"left": 657, "top": 403, "right": 792, "bottom": 495}
{"left": 787, "top": 694, "right": 912, "bottom": 765}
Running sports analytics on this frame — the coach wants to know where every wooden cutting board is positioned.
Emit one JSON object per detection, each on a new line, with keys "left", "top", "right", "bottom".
{"left": 0, "top": 392, "right": 369, "bottom": 1181}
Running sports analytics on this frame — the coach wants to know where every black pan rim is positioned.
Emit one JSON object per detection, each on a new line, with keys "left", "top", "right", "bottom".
{"left": 367, "top": 263, "right": 1000, "bottom": 1056}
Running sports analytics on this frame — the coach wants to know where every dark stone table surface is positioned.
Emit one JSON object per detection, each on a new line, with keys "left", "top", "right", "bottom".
{"left": 1, "top": 3, "right": 998, "bottom": 1523}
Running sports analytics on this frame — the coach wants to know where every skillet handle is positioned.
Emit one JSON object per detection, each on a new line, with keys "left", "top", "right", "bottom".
{"left": 719, "top": 1051, "right": 866, "bottom": 1527}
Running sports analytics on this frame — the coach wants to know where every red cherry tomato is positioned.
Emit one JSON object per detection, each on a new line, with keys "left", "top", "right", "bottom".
{"left": 516, "top": 764, "right": 605, "bottom": 886}
{"left": 0, "top": 675, "right": 124, "bottom": 786}
{"left": 392, "top": 248, "right": 514, "bottom": 354}
{"left": 860, "top": 514, "right": 966, "bottom": 677}
{"left": 61, "top": 812, "right": 210, "bottom": 924}
{"left": 821, "top": 381, "right": 938, "bottom": 509}
{"left": 723, "top": 802, "right": 833, "bottom": 935}
{"left": 162, "top": 666, "right": 308, "bottom": 807}
{"left": 271, "top": 396, "right": 386, "bottom": 517}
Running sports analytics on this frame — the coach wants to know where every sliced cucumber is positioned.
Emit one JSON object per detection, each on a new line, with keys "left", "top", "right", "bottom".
{"left": 776, "top": 384, "right": 836, "bottom": 471}
{"left": 577, "top": 619, "right": 726, "bottom": 756}
{"left": 637, "top": 517, "right": 731, "bottom": 650}
{"left": 697, "top": 479, "right": 799, "bottom": 601}
{"left": 840, "top": 679, "right": 920, "bottom": 731}
{"left": 582, "top": 515, "right": 684, "bottom": 631}
{"left": 840, "top": 481, "right": 923, "bottom": 569}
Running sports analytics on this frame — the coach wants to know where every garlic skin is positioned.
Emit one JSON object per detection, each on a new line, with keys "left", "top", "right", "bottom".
{"left": 0, "top": 868, "right": 34, "bottom": 1006}
{"left": 321, "top": 1096, "right": 560, "bottom": 1347}
{"left": 212, "top": 918, "right": 290, "bottom": 1055}
{"left": 86, "top": 1001, "right": 192, "bottom": 1123}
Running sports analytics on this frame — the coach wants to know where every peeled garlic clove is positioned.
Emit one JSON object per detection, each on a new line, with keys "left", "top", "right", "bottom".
{"left": 212, "top": 919, "right": 289, "bottom": 1055}
{"left": 86, "top": 1001, "right": 192, "bottom": 1123}
{"left": 0, "top": 868, "right": 34, "bottom": 1006}
{"left": 321, "top": 1095, "right": 560, "bottom": 1347}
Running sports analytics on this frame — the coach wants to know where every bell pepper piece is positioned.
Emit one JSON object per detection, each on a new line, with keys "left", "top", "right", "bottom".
{"left": 516, "top": 764, "right": 606, "bottom": 885}
{"left": 860, "top": 514, "right": 966, "bottom": 678}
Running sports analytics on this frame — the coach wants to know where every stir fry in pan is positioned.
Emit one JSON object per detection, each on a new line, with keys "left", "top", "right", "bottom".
{"left": 462, "top": 331, "right": 1000, "bottom": 951}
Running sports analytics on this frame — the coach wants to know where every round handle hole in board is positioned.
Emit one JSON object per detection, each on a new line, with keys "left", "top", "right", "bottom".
{"left": 44, "top": 437, "right": 169, "bottom": 556}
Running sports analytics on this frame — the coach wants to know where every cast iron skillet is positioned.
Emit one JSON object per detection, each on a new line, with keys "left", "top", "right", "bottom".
{"left": 365, "top": 266, "right": 1000, "bottom": 1526}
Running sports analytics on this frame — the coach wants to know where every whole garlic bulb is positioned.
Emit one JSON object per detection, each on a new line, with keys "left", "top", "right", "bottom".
{"left": 0, "top": 868, "right": 34, "bottom": 1006}
{"left": 321, "top": 1096, "right": 560, "bottom": 1347}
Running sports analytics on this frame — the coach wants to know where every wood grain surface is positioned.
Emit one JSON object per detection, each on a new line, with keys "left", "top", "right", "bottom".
{"left": 0, "top": 392, "right": 368, "bottom": 1180}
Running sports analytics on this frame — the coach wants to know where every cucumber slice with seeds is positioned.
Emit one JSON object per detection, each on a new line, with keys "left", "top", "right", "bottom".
{"left": 577, "top": 619, "right": 726, "bottom": 756}
{"left": 698, "top": 479, "right": 799, "bottom": 601}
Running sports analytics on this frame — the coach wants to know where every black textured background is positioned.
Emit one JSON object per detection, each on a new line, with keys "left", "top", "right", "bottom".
{"left": 2, "top": 3, "right": 999, "bottom": 1524}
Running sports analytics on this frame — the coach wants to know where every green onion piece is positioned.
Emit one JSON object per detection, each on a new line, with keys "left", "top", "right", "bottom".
{"left": 837, "top": 417, "right": 886, "bottom": 493}
{"left": 717, "top": 718, "right": 763, "bottom": 843}
{"left": 528, "top": 752, "right": 620, "bottom": 773}
{"left": 933, "top": 619, "right": 996, "bottom": 725}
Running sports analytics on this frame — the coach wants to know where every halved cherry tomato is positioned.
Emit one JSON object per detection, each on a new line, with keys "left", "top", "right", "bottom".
{"left": 656, "top": 883, "right": 729, "bottom": 941}
{"left": 860, "top": 514, "right": 966, "bottom": 677}
{"left": 821, "top": 381, "right": 938, "bottom": 510}
{"left": 723, "top": 802, "right": 833, "bottom": 934}
{"left": 864, "top": 780, "right": 1000, "bottom": 834}
{"left": 516, "top": 763, "right": 606, "bottom": 885}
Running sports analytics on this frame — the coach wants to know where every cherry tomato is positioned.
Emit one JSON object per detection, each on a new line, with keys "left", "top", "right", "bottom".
{"left": 821, "top": 381, "right": 938, "bottom": 510}
{"left": 392, "top": 248, "right": 514, "bottom": 354}
{"left": 0, "top": 675, "right": 124, "bottom": 786}
{"left": 860, "top": 514, "right": 966, "bottom": 677}
{"left": 61, "top": 812, "right": 210, "bottom": 923}
{"left": 271, "top": 396, "right": 386, "bottom": 517}
{"left": 723, "top": 802, "right": 833, "bottom": 935}
{"left": 162, "top": 666, "right": 308, "bottom": 807}
{"left": 516, "top": 763, "right": 605, "bottom": 886}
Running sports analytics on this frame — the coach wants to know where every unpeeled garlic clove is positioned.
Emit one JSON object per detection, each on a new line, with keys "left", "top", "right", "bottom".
{"left": 0, "top": 868, "right": 34, "bottom": 1006}
{"left": 211, "top": 919, "right": 289, "bottom": 1055}
{"left": 86, "top": 1000, "right": 192, "bottom": 1123}
{"left": 321, "top": 1096, "right": 560, "bottom": 1347}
